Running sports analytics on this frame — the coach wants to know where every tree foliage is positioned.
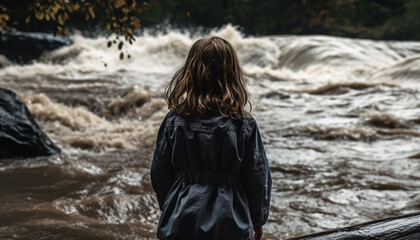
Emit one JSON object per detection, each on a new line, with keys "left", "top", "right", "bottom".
{"left": 0, "top": 0, "right": 147, "bottom": 58}
{"left": 1, "top": 0, "right": 420, "bottom": 41}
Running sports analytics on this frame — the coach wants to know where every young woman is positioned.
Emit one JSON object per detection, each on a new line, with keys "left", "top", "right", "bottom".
{"left": 150, "top": 36, "right": 272, "bottom": 240}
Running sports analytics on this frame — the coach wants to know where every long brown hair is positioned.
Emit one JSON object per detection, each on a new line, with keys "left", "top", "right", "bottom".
{"left": 165, "top": 36, "right": 251, "bottom": 119}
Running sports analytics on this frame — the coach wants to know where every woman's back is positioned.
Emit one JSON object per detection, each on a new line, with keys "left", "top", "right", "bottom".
{"left": 150, "top": 36, "right": 271, "bottom": 240}
{"left": 151, "top": 110, "right": 271, "bottom": 240}
{"left": 170, "top": 110, "right": 246, "bottom": 173}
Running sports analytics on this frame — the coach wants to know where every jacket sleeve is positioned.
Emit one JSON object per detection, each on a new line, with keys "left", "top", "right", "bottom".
{"left": 150, "top": 113, "right": 176, "bottom": 211}
{"left": 240, "top": 117, "right": 272, "bottom": 227}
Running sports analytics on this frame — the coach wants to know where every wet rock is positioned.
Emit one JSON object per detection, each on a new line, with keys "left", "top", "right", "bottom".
{"left": 290, "top": 212, "right": 420, "bottom": 240}
{"left": 0, "top": 88, "right": 60, "bottom": 159}
{"left": 0, "top": 30, "right": 71, "bottom": 64}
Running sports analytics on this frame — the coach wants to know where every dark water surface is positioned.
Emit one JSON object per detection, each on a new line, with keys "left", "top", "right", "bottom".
{"left": 1, "top": 26, "right": 420, "bottom": 239}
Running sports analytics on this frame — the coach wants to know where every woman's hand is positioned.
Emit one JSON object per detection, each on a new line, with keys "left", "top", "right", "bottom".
{"left": 253, "top": 225, "right": 263, "bottom": 240}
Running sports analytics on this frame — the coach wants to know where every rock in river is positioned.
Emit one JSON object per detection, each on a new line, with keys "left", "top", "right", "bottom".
{"left": 0, "top": 30, "right": 71, "bottom": 64}
{"left": 0, "top": 88, "right": 60, "bottom": 159}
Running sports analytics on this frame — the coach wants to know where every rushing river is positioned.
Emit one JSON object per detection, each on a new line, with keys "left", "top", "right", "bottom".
{"left": 0, "top": 25, "right": 419, "bottom": 239}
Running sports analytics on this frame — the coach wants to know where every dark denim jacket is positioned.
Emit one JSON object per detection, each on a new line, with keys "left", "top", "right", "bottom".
{"left": 150, "top": 110, "right": 272, "bottom": 240}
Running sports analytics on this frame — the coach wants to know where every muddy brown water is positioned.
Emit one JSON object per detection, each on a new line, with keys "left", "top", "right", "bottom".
{"left": 1, "top": 26, "right": 420, "bottom": 239}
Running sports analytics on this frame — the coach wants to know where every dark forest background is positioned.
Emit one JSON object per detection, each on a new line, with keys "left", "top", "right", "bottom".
{"left": 1, "top": 0, "right": 420, "bottom": 40}
{"left": 142, "top": 0, "right": 420, "bottom": 40}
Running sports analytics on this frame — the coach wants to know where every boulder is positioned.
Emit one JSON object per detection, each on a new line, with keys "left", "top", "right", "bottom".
{"left": 290, "top": 212, "right": 420, "bottom": 240}
{"left": 0, "top": 30, "right": 71, "bottom": 64}
{"left": 0, "top": 88, "right": 60, "bottom": 159}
